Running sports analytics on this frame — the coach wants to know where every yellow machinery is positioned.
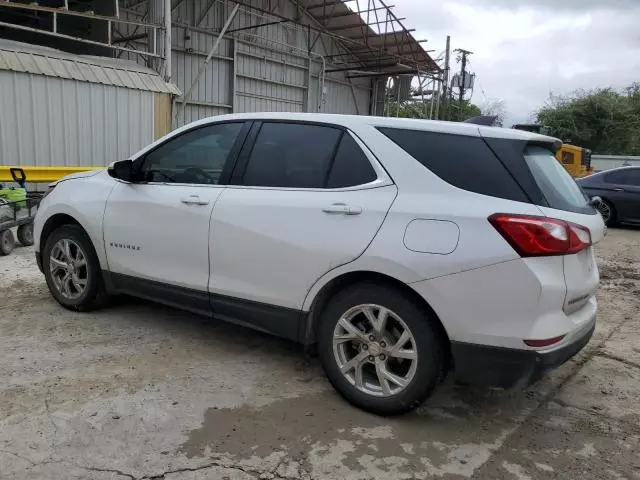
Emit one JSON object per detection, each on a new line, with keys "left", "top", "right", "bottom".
{"left": 512, "top": 124, "right": 593, "bottom": 178}
{"left": 0, "top": 166, "right": 101, "bottom": 183}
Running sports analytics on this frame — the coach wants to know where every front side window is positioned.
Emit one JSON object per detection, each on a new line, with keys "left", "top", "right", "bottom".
{"left": 140, "top": 122, "right": 243, "bottom": 184}
{"left": 561, "top": 151, "right": 575, "bottom": 165}
{"left": 242, "top": 122, "right": 342, "bottom": 188}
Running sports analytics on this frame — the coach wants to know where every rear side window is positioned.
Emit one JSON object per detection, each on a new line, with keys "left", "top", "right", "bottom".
{"left": 327, "top": 134, "right": 377, "bottom": 188}
{"left": 377, "top": 128, "right": 528, "bottom": 202}
{"left": 524, "top": 146, "right": 590, "bottom": 212}
{"left": 242, "top": 123, "right": 341, "bottom": 188}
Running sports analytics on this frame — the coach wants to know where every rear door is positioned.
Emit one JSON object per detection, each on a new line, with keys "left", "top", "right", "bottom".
{"left": 523, "top": 146, "right": 605, "bottom": 313}
{"left": 208, "top": 121, "right": 396, "bottom": 337}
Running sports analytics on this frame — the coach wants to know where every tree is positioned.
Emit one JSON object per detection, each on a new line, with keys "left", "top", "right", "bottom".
{"left": 480, "top": 98, "right": 506, "bottom": 127}
{"left": 536, "top": 84, "right": 640, "bottom": 155}
{"left": 384, "top": 86, "right": 481, "bottom": 121}
{"left": 445, "top": 99, "right": 481, "bottom": 121}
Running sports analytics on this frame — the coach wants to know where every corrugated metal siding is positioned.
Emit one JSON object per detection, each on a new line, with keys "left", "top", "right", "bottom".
{"left": 165, "top": 0, "right": 372, "bottom": 126}
{"left": 0, "top": 40, "right": 180, "bottom": 95}
{"left": 0, "top": 70, "right": 154, "bottom": 166}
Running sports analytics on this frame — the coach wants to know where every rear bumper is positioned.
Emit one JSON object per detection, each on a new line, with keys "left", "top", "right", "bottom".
{"left": 451, "top": 322, "right": 595, "bottom": 389}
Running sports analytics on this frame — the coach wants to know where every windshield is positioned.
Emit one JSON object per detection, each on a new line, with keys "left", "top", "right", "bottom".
{"left": 524, "top": 146, "right": 592, "bottom": 213}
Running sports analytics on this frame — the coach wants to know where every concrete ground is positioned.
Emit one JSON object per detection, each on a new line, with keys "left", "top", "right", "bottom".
{"left": 1, "top": 229, "right": 639, "bottom": 480}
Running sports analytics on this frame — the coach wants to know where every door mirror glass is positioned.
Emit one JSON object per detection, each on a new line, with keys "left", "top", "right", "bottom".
{"left": 108, "top": 160, "right": 134, "bottom": 182}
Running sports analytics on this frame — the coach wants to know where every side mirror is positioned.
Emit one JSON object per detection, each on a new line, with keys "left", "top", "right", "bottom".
{"left": 107, "top": 160, "right": 134, "bottom": 182}
{"left": 589, "top": 196, "right": 602, "bottom": 207}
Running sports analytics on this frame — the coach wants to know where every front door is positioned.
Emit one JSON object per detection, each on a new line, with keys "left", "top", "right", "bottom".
{"left": 208, "top": 121, "right": 397, "bottom": 339}
{"left": 103, "top": 121, "right": 247, "bottom": 312}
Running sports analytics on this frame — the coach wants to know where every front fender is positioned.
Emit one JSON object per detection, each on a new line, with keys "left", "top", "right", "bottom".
{"left": 34, "top": 172, "right": 115, "bottom": 270}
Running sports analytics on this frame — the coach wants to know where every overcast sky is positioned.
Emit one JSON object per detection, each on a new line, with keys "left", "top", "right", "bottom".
{"left": 394, "top": 0, "right": 640, "bottom": 125}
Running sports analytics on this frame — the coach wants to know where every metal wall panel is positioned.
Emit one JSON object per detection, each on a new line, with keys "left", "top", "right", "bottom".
{"left": 0, "top": 70, "right": 154, "bottom": 166}
{"left": 167, "top": 0, "right": 372, "bottom": 125}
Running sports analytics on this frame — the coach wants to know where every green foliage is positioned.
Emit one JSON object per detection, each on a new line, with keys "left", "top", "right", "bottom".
{"left": 384, "top": 98, "right": 481, "bottom": 121}
{"left": 444, "top": 99, "right": 481, "bottom": 122}
{"left": 536, "top": 83, "right": 640, "bottom": 155}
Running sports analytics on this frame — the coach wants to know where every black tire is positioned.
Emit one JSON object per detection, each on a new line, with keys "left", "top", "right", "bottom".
{"left": 42, "top": 225, "right": 109, "bottom": 311}
{"left": 597, "top": 199, "right": 616, "bottom": 227}
{"left": 0, "top": 229, "right": 15, "bottom": 256}
{"left": 317, "top": 283, "right": 445, "bottom": 416}
{"left": 17, "top": 223, "right": 34, "bottom": 246}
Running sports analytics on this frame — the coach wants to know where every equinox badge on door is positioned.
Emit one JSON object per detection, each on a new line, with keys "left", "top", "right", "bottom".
{"left": 109, "top": 242, "right": 141, "bottom": 251}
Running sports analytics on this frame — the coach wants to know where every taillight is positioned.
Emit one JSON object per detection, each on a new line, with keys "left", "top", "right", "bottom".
{"left": 489, "top": 214, "right": 591, "bottom": 257}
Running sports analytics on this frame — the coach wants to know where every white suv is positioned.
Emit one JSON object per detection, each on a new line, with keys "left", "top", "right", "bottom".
{"left": 34, "top": 113, "right": 605, "bottom": 415}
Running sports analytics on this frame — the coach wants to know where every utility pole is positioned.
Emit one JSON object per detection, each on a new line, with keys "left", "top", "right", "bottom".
{"left": 456, "top": 48, "right": 473, "bottom": 103}
{"left": 442, "top": 35, "right": 450, "bottom": 120}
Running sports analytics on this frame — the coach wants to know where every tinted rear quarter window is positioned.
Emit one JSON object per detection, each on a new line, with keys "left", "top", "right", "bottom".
{"left": 377, "top": 127, "right": 528, "bottom": 202}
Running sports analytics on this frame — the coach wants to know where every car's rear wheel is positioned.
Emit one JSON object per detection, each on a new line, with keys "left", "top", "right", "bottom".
{"left": 43, "top": 225, "right": 108, "bottom": 311}
{"left": 318, "top": 283, "right": 444, "bottom": 416}
{"left": 596, "top": 199, "right": 616, "bottom": 226}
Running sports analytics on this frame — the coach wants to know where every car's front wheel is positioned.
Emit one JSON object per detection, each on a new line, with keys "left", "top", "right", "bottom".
{"left": 318, "top": 283, "right": 445, "bottom": 416}
{"left": 42, "top": 225, "right": 108, "bottom": 311}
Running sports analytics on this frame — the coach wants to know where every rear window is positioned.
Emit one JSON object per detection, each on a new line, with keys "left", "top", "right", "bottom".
{"left": 377, "top": 128, "right": 528, "bottom": 203}
{"left": 524, "top": 146, "right": 591, "bottom": 212}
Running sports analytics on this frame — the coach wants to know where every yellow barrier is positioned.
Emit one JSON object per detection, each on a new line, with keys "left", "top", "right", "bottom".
{"left": 0, "top": 166, "right": 103, "bottom": 183}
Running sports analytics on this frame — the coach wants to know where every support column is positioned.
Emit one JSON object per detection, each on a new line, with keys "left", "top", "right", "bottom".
{"left": 232, "top": 38, "right": 238, "bottom": 112}
{"left": 164, "top": 0, "right": 172, "bottom": 82}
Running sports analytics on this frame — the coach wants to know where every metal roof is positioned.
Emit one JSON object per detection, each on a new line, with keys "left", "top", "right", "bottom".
{"left": 0, "top": 39, "right": 181, "bottom": 95}
{"left": 302, "top": 0, "right": 439, "bottom": 75}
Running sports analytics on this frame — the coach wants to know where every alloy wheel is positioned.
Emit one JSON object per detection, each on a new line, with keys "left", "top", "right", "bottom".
{"left": 49, "top": 238, "right": 88, "bottom": 300}
{"left": 596, "top": 201, "right": 611, "bottom": 223}
{"left": 333, "top": 304, "right": 418, "bottom": 397}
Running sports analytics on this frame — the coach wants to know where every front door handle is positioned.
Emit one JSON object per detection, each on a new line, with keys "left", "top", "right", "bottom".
{"left": 322, "top": 203, "right": 362, "bottom": 215}
{"left": 613, "top": 187, "right": 625, "bottom": 192}
{"left": 180, "top": 195, "right": 209, "bottom": 206}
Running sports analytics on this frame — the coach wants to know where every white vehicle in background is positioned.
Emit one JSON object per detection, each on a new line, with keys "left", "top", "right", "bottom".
{"left": 34, "top": 113, "right": 605, "bottom": 415}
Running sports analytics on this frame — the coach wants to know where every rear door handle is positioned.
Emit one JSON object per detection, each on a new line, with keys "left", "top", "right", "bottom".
{"left": 613, "top": 188, "right": 625, "bottom": 192}
{"left": 180, "top": 195, "right": 209, "bottom": 206}
{"left": 322, "top": 203, "right": 362, "bottom": 215}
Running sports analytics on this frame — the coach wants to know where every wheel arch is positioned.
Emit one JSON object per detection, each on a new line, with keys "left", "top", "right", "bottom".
{"left": 38, "top": 213, "right": 108, "bottom": 272}
{"left": 303, "top": 270, "right": 452, "bottom": 367}
{"left": 39, "top": 213, "right": 86, "bottom": 254}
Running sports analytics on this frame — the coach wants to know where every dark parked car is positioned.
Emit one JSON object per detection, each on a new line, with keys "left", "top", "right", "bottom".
{"left": 577, "top": 166, "right": 640, "bottom": 226}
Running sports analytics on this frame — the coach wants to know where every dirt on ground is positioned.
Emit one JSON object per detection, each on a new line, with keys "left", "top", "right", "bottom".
{"left": 1, "top": 228, "right": 639, "bottom": 480}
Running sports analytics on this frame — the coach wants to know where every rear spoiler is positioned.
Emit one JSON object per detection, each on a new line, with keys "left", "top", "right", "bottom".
{"left": 462, "top": 115, "right": 499, "bottom": 126}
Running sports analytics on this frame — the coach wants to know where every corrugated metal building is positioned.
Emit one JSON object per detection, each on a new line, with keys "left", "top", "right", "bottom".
{"left": 0, "top": 0, "right": 438, "bottom": 167}
{"left": 0, "top": 40, "right": 179, "bottom": 166}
